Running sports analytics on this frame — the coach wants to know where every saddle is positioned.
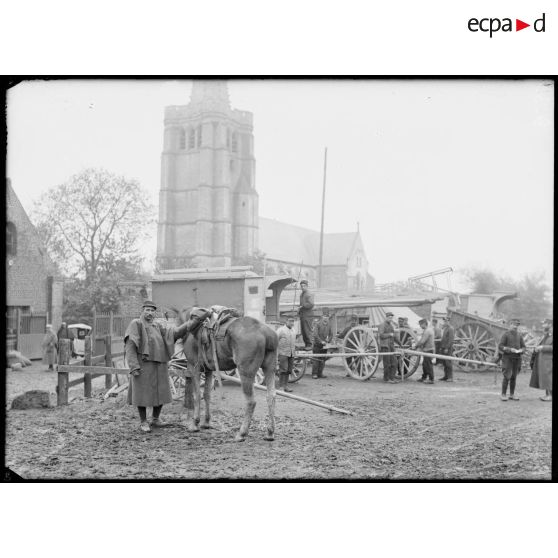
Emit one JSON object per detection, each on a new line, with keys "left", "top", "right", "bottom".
{"left": 191, "top": 305, "right": 240, "bottom": 371}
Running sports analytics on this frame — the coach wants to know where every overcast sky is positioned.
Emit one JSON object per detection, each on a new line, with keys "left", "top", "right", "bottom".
{"left": 6, "top": 79, "right": 554, "bottom": 288}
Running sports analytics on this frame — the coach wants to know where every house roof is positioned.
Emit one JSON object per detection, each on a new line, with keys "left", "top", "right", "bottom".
{"left": 259, "top": 217, "right": 360, "bottom": 266}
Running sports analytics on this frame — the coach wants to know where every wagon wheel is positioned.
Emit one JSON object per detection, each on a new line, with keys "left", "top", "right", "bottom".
{"left": 289, "top": 357, "right": 307, "bottom": 383}
{"left": 395, "top": 328, "right": 420, "bottom": 379}
{"left": 453, "top": 321, "right": 497, "bottom": 372}
{"left": 342, "top": 326, "right": 380, "bottom": 380}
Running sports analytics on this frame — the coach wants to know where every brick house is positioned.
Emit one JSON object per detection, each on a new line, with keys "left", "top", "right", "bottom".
{"left": 6, "top": 179, "right": 64, "bottom": 356}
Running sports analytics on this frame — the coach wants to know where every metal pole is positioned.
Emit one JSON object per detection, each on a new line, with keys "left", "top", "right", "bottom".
{"left": 318, "top": 147, "right": 327, "bottom": 288}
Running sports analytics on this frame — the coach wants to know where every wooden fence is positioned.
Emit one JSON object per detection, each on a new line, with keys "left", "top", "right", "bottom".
{"left": 56, "top": 335, "right": 128, "bottom": 406}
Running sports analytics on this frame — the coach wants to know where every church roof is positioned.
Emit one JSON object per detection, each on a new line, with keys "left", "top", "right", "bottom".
{"left": 259, "top": 217, "right": 360, "bottom": 266}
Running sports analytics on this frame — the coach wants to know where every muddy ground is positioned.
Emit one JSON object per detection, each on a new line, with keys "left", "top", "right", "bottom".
{"left": 4, "top": 359, "right": 552, "bottom": 479}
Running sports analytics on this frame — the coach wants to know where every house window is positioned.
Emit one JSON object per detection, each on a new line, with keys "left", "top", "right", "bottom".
{"left": 6, "top": 222, "right": 17, "bottom": 255}
{"left": 188, "top": 128, "right": 196, "bottom": 149}
{"left": 197, "top": 125, "right": 202, "bottom": 147}
{"left": 232, "top": 132, "right": 238, "bottom": 153}
{"left": 178, "top": 128, "right": 186, "bottom": 150}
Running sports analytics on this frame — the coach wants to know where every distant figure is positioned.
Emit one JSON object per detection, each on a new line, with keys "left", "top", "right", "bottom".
{"left": 276, "top": 316, "right": 297, "bottom": 393}
{"left": 414, "top": 319, "right": 435, "bottom": 383}
{"left": 57, "top": 321, "right": 76, "bottom": 358}
{"left": 42, "top": 324, "right": 58, "bottom": 371}
{"left": 378, "top": 311, "right": 400, "bottom": 384}
{"left": 432, "top": 319, "right": 442, "bottom": 364}
{"left": 337, "top": 314, "right": 359, "bottom": 340}
{"left": 338, "top": 314, "right": 359, "bottom": 377}
{"left": 529, "top": 319, "right": 553, "bottom": 402}
{"left": 438, "top": 316, "right": 455, "bottom": 382}
{"left": 312, "top": 315, "right": 332, "bottom": 379}
{"left": 498, "top": 318, "right": 526, "bottom": 401}
{"left": 298, "top": 280, "right": 315, "bottom": 349}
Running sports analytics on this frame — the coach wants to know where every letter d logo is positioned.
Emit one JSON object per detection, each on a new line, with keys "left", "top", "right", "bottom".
{"left": 534, "top": 13, "right": 546, "bottom": 32}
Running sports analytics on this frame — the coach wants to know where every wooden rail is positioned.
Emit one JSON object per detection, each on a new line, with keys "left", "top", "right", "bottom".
{"left": 56, "top": 335, "right": 127, "bottom": 406}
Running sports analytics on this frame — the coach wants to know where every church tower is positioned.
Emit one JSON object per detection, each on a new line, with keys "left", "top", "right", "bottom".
{"left": 156, "top": 80, "right": 258, "bottom": 269}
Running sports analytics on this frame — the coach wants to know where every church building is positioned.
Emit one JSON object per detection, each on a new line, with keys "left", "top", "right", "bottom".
{"left": 156, "top": 81, "right": 372, "bottom": 292}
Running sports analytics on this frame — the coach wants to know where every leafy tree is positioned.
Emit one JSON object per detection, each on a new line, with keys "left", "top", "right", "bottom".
{"left": 31, "top": 168, "right": 155, "bottom": 285}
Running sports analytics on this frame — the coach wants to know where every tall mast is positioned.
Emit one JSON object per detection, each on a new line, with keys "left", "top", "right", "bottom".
{"left": 318, "top": 147, "right": 328, "bottom": 288}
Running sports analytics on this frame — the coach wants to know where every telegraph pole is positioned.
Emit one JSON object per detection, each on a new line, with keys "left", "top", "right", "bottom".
{"left": 318, "top": 147, "right": 327, "bottom": 288}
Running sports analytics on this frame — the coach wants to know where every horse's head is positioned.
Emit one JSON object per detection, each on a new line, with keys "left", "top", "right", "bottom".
{"left": 182, "top": 306, "right": 211, "bottom": 336}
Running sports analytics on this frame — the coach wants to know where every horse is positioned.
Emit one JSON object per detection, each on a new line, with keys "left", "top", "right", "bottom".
{"left": 176, "top": 307, "right": 279, "bottom": 442}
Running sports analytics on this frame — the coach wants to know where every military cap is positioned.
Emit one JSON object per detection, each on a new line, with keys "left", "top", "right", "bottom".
{"left": 418, "top": 318, "right": 428, "bottom": 325}
{"left": 142, "top": 300, "right": 157, "bottom": 309}
{"left": 300, "top": 279, "right": 309, "bottom": 285}
{"left": 385, "top": 311, "right": 394, "bottom": 317}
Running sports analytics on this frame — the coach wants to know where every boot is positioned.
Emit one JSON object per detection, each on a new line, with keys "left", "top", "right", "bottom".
{"left": 280, "top": 373, "right": 293, "bottom": 392}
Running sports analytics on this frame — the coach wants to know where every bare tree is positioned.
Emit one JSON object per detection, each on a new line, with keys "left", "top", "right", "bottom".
{"left": 32, "top": 168, "right": 155, "bottom": 284}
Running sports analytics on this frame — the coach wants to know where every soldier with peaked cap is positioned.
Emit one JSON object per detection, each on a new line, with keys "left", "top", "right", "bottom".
{"left": 529, "top": 318, "right": 553, "bottom": 402}
{"left": 498, "top": 318, "right": 526, "bottom": 401}
{"left": 378, "top": 311, "right": 401, "bottom": 383}
{"left": 124, "top": 300, "right": 191, "bottom": 432}
{"left": 298, "top": 279, "right": 315, "bottom": 349}
{"left": 438, "top": 316, "right": 455, "bottom": 382}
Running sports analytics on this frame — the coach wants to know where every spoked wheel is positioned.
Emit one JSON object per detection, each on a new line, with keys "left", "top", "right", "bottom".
{"left": 342, "top": 326, "right": 380, "bottom": 380}
{"left": 395, "top": 328, "right": 420, "bottom": 379}
{"left": 453, "top": 321, "right": 498, "bottom": 372}
{"left": 289, "top": 357, "right": 307, "bottom": 383}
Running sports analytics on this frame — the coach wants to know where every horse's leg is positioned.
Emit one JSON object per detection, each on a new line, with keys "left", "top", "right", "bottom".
{"left": 184, "top": 363, "right": 200, "bottom": 433}
{"left": 262, "top": 353, "right": 277, "bottom": 441}
{"left": 192, "top": 370, "right": 202, "bottom": 428}
{"left": 234, "top": 368, "right": 257, "bottom": 442}
{"left": 200, "top": 370, "right": 212, "bottom": 429}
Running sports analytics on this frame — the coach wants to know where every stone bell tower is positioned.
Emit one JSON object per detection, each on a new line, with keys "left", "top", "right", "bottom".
{"left": 156, "top": 80, "right": 258, "bottom": 269}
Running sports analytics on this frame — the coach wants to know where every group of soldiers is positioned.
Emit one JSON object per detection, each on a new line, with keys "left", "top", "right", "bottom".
{"left": 290, "top": 280, "right": 553, "bottom": 402}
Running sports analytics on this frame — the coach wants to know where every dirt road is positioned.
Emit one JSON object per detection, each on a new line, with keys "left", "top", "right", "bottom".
{"left": 4, "top": 360, "right": 552, "bottom": 479}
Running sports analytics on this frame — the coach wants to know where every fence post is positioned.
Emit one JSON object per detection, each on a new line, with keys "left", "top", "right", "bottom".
{"left": 84, "top": 335, "right": 92, "bottom": 398}
{"left": 57, "top": 339, "right": 71, "bottom": 406}
{"left": 15, "top": 308, "right": 21, "bottom": 351}
{"left": 104, "top": 334, "right": 113, "bottom": 389}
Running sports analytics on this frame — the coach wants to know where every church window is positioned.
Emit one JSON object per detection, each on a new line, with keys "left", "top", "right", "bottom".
{"left": 226, "top": 129, "right": 231, "bottom": 149}
{"left": 232, "top": 132, "right": 238, "bottom": 153}
{"left": 188, "top": 128, "right": 196, "bottom": 149}
{"left": 197, "top": 125, "right": 202, "bottom": 147}
{"left": 6, "top": 222, "right": 17, "bottom": 255}
{"left": 178, "top": 128, "right": 186, "bottom": 150}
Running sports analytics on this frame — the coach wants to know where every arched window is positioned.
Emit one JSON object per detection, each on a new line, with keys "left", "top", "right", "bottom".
{"left": 178, "top": 128, "right": 186, "bottom": 150}
{"left": 6, "top": 222, "right": 17, "bottom": 255}
{"left": 197, "top": 125, "right": 202, "bottom": 147}
{"left": 188, "top": 128, "right": 196, "bottom": 149}
{"left": 232, "top": 132, "right": 238, "bottom": 153}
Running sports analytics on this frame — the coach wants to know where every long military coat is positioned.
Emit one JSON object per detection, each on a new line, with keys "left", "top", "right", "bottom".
{"left": 529, "top": 332, "right": 553, "bottom": 391}
{"left": 125, "top": 318, "right": 177, "bottom": 407}
{"left": 42, "top": 331, "right": 58, "bottom": 365}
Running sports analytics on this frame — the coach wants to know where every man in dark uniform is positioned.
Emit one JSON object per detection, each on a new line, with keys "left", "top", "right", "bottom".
{"left": 438, "top": 315, "right": 455, "bottom": 381}
{"left": 298, "top": 279, "right": 314, "bottom": 349}
{"left": 378, "top": 311, "right": 400, "bottom": 383}
{"left": 125, "top": 300, "right": 191, "bottom": 432}
{"left": 432, "top": 319, "right": 442, "bottom": 365}
{"left": 312, "top": 314, "right": 332, "bottom": 379}
{"left": 498, "top": 318, "right": 526, "bottom": 401}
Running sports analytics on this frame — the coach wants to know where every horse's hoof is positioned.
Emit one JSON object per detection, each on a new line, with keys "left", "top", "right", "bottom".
{"left": 263, "top": 434, "right": 275, "bottom": 442}
{"left": 234, "top": 434, "right": 246, "bottom": 443}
